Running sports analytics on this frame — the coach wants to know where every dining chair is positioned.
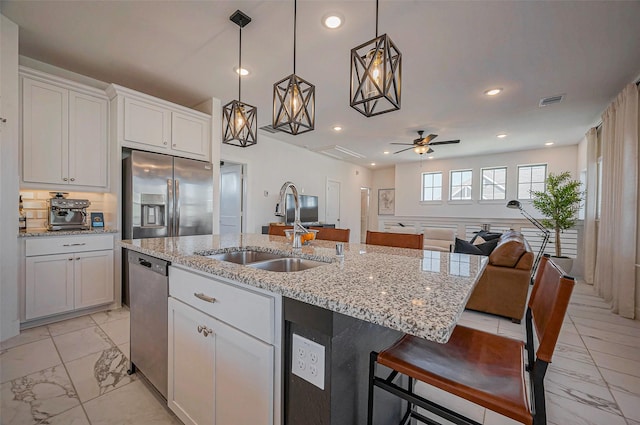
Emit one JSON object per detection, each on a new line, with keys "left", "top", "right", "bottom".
{"left": 309, "top": 227, "right": 350, "bottom": 243}
{"left": 365, "top": 231, "right": 424, "bottom": 249}
{"left": 367, "top": 255, "right": 575, "bottom": 425}
{"left": 268, "top": 224, "right": 292, "bottom": 236}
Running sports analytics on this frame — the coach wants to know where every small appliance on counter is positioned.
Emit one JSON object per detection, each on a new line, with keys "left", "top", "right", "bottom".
{"left": 47, "top": 192, "right": 91, "bottom": 231}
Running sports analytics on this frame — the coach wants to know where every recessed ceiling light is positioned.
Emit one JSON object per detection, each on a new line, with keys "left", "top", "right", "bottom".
{"left": 332, "top": 125, "right": 342, "bottom": 131}
{"left": 427, "top": 156, "right": 434, "bottom": 159}
{"left": 322, "top": 13, "right": 343, "bottom": 29}
{"left": 497, "top": 133, "right": 508, "bottom": 139}
{"left": 484, "top": 88, "right": 503, "bottom": 96}
{"left": 371, "top": 162, "right": 376, "bottom": 166}
{"left": 383, "top": 151, "right": 390, "bottom": 155}
{"left": 545, "top": 141, "right": 554, "bottom": 146}
{"left": 234, "top": 67, "right": 249, "bottom": 76}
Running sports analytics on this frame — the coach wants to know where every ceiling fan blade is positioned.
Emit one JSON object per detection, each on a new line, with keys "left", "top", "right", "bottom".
{"left": 423, "top": 134, "right": 438, "bottom": 143}
{"left": 427, "top": 147, "right": 434, "bottom": 154}
{"left": 429, "top": 139, "right": 460, "bottom": 146}
{"left": 393, "top": 146, "right": 416, "bottom": 154}
{"left": 390, "top": 142, "right": 415, "bottom": 146}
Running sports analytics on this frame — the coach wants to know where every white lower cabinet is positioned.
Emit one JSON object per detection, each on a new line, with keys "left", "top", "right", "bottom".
{"left": 24, "top": 235, "right": 114, "bottom": 321}
{"left": 167, "top": 267, "right": 277, "bottom": 425}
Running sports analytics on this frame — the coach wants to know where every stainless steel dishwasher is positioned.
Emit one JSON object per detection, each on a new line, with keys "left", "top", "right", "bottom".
{"left": 127, "top": 250, "right": 169, "bottom": 399}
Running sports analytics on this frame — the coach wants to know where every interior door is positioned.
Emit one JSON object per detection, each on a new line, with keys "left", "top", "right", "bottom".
{"left": 219, "top": 162, "right": 243, "bottom": 235}
{"left": 360, "top": 187, "right": 370, "bottom": 243}
{"left": 326, "top": 179, "right": 341, "bottom": 226}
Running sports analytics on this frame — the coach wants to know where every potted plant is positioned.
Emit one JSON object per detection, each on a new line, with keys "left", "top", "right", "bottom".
{"left": 530, "top": 171, "right": 583, "bottom": 273}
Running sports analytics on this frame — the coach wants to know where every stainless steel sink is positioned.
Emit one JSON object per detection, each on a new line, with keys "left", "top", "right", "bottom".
{"left": 204, "top": 250, "right": 284, "bottom": 265}
{"left": 248, "top": 258, "right": 328, "bottom": 272}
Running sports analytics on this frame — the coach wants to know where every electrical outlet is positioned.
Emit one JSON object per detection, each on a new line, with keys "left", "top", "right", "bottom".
{"left": 292, "top": 334, "right": 325, "bottom": 389}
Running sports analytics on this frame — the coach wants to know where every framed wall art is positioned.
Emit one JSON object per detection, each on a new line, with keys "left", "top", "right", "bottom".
{"left": 378, "top": 188, "right": 395, "bottom": 215}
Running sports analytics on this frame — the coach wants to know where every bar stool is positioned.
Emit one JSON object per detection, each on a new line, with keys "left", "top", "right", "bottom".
{"left": 367, "top": 255, "right": 575, "bottom": 425}
{"left": 309, "top": 227, "right": 350, "bottom": 242}
{"left": 365, "top": 231, "right": 424, "bottom": 249}
{"left": 268, "top": 224, "right": 292, "bottom": 236}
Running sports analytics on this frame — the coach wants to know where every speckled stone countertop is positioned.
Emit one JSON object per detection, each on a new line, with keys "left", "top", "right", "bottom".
{"left": 121, "top": 234, "right": 487, "bottom": 343}
{"left": 19, "top": 228, "right": 118, "bottom": 237}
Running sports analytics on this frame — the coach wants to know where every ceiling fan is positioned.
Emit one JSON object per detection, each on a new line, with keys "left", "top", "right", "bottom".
{"left": 391, "top": 130, "right": 461, "bottom": 155}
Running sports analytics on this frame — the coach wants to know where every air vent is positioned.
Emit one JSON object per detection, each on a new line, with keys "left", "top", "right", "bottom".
{"left": 311, "top": 145, "right": 366, "bottom": 160}
{"left": 259, "top": 125, "right": 281, "bottom": 134}
{"left": 539, "top": 94, "right": 564, "bottom": 107}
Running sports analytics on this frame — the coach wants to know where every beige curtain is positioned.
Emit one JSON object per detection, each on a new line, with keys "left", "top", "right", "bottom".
{"left": 594, "top": 83, "right": 639, "bottom": 318}
{"left": 583, "top": 128, "right": 598, "bottom": 284}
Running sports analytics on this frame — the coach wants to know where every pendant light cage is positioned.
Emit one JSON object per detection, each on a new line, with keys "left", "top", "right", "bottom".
{"left": 222, "top": 100, "right": 257, "bottom": 147}
{"left": 273, "top": 74, "right": 315, "bottom": 135}
{"left": 272, "top": 0, "right": 315, "bottom": 135}
{"left": 223, "top": 10, "right": 258, "bottom": 147}
{"left": 350, "top": 33, "right": 402, "bottom": 117}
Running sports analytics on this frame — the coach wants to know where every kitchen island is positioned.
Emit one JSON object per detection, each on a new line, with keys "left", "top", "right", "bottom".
{"left": 121, "top": 234, "right": 487, "bottom": 425}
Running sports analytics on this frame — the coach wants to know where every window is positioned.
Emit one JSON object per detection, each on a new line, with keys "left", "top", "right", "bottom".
{"left": 450, "top": 169, "right": 473, "bottom": 200}
{"left": 481, "top": 167, "right": 507, "bottom": 200}
{"left": 421, "top": 172, "right": 442, "bottom": 201}
{"left": 517, "top": 164, "right": 547, "bottom": 199}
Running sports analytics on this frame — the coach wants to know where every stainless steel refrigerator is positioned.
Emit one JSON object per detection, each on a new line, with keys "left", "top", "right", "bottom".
{"left": 123, "top": 150, "right": 213, "bottom": 239}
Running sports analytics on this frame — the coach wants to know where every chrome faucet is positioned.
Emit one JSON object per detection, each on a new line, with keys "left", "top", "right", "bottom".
{"left": 275, "top": 181, "right": 308, "bottom": 248}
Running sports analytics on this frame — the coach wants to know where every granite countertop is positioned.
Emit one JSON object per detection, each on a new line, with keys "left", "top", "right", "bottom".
{"left": 19, "top": 228, "right": 118, "bottom": 237}
{"left": 120, "top": 234, "right": 487, "bottom": 343}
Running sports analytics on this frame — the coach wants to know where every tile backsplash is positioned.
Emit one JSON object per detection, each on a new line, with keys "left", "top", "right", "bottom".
{"left": 20, "top": 190, "right": 108, "bottom": 230}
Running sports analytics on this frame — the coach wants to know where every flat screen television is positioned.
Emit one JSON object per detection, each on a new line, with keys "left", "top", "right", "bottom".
{"left": 285, "top": 194, "right": 319, "bottom": 224}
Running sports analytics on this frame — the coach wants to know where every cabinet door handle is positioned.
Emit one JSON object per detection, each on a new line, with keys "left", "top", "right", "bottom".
{"left": 63, "top": 177, "right": 68, "bottom": 181}
{"left": 0, "top": 117, "right": 7, "bottom": 123}
{"left": 197, "top": 325, "right": 203, "bottom": 334}
{"left": 63, "top": 243, "right": 86, "bottom": 247}
{"left": 202, "top": 327, "right": 213, "bottom": 337}
{"left": 70, "top": 178, "right": 75, "bottom": 182}
{"left": 68, "top": 258, "right": 73, "bottom": 261}
{"left": 163, "top": 141, "right": 168, "bottom": 145}
{"left": 194, "top": 292, "right": 216, "bottom": 303}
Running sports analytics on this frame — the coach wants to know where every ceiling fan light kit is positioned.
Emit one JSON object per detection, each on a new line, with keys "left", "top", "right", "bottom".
{"left": 223, "top": 10, "right": 258, "bottom": 148}
{"left": 273, "top": 0, "right": 316, "bottom": 135}
{"left": 391, "top": 130, "right": 460, "bottom": 155}
{"left": 350, "top": 0, "right": 402, "bottom": 117}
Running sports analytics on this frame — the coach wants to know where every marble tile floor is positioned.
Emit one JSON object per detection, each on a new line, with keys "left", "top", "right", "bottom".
{"left": 0, "top": 282, "right": 639, "bottom": 424}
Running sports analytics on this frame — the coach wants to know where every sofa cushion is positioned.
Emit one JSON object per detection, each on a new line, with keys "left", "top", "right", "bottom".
{"left": 489, "top": 233, "right": 527, "bottom": 267}
{"left": 470, "top": 230, "right": 502, "bottom": 244}
{"left": 476, "top": 238, "right": 500, "bottom": 256}
{"left": 454, "top": 238, "right": 483, "bottom": 255}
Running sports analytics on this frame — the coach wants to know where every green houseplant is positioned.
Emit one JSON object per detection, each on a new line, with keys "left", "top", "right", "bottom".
{"left": 530, "top": 171, "right": 583, "bottom": 261}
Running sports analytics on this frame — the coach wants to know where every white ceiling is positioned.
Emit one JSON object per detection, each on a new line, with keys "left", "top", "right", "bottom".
{"left": 2, "top": 0, "right": 640, "bottom": 168}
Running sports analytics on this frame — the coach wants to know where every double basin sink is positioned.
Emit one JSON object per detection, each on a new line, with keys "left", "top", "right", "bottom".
{"left": 203, "top": 250, "right": 328, "bottom": 272}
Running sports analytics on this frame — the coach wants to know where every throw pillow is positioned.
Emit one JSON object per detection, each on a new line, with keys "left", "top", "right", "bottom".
{"left": 472, "top": 235, "right": 486, "bottom": 245}
{"left": 454, "top": 238, "right": 483, "bottom": 255}
{"left": 475, "top": 237, "right": 500, "bottom": 256}
{"left": 470, "top": 230, "right": 502, "bottom": 244}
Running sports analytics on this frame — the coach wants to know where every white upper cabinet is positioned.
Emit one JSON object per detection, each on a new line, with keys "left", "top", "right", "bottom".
{"left": 109, "top": 84, "right": 211, "bottom": 161}
{"left": 21, "top": 68, "right": 109, "bottom": 189}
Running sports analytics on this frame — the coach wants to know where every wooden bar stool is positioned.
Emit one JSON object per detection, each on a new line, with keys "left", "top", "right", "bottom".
{"left": 367, "top": 255, "right": 574, "bottom": 425}
{"left": 309, "top": 227, "right": 350, "bottom": 242}
{"left": 268, "top": 224, "right": 292, "bottom": 236}
{"left": 365, "top": 231, "right": 424, "bottom": 249}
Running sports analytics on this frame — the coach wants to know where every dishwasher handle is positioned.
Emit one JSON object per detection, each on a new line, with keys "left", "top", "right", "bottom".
{"left": 128, "top": 250, "right": 169, "bottom": 276}
{"left": 138, "top": 258, "right": 153, "bottom": 268}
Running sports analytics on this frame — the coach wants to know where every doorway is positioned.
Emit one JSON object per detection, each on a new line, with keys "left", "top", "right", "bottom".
{"left": 360, "top": 187, "right": 370, "bottom": 243}
{"left": 219, "top": 161, "right": 245, "bottom": 235}
{"left": 326, "top": 179, "right": 341, "bottom": 227}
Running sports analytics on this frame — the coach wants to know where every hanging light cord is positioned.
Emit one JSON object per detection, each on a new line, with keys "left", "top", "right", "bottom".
{"left": 293, "top": 0, "right": 297, "bottom": 74}
{"left": 375, "top": 0, "right": 379, "bottom": 37}
{"left": 238, "top": 24, "right": 242, "bottom": 101}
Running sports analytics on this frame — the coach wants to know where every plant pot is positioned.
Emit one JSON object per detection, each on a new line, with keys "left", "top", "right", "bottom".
{"left": 550, "top": 256, "right": 573, "bottom": 275}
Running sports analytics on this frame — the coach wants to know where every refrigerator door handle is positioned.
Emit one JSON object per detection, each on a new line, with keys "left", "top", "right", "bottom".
{"left": 175, "top": 179, "right": 181, "bottom": 235}
{"left": 167, "top": 179, "right": 174, "bottom": 236}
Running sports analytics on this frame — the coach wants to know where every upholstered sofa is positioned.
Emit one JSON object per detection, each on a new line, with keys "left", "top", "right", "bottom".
{"left": 465, "top": 230, "right": 534, "bottom": 323}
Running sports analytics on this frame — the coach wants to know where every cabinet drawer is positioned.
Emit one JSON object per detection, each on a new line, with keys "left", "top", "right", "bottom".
{"left": 169, "top": 267, "right": 274, "bottom": 344}
{"left": 26, "top": 234, "right": 114, "bottom": 257}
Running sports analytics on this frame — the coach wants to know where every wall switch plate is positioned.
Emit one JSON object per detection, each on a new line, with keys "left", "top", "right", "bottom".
{"left": 292, "top": 333, "right": 325, "bottom": 390}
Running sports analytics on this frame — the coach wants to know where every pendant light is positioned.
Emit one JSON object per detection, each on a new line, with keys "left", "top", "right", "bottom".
{"left": 223, "top": 10, "right": 257, "bottom": 147}
{"left": 273, "top": 0, "right": 315, "bottom": 135}
{"left": 350, "top": 0, "right": 401, "bottom": 117}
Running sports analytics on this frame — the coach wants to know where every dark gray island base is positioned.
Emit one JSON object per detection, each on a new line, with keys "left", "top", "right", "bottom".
{"left": 284, "top": 297, "right": 404, "bottom": 425}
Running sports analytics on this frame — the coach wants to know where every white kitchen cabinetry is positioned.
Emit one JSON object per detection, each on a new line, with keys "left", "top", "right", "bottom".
{"left": 110, "top": 84, "right": 211, "bottom": 161}
{"left": 25, "top": 234, "right": 114, "bottom": 320}
{"left": 21, "top": 68, "right": 108, "bottom": 189}
{"left": 168, "top": 267, "right": 277, "bottom": 425}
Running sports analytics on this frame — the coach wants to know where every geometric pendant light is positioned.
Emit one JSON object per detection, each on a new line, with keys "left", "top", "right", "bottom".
{"left": 350, "top": 0, "right": 402, "bottom": 117}
{"left": 223, "top": 10, "right": 258, "bottom": 147}
{"left": 273, "top": 0, "right": 315, "bottom": 135}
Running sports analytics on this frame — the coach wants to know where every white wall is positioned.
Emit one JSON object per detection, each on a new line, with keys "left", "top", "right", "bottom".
{"left": 0, "top": 14, "right": 20, "bottom": 341}
{"left": 219, "top": 134, "right": 372, "bottom": 243}
{"left": 393, "top": 145, "right": 579, "bottom": 219}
